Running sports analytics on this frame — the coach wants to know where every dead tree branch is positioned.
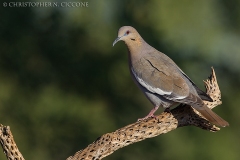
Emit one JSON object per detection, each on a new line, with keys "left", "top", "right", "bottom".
{"left": 66, "top": 67, "right": 224, "bottom": 160}
{"left": 0, "top": 125, "right": 25, "bottom": 160}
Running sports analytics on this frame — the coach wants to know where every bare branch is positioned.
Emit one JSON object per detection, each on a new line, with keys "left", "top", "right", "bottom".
{"left": 0, "top": 125, "right": 25, "bottom": 160}
{"left": 66, "top": 67, "right": 223, "bottom": 160}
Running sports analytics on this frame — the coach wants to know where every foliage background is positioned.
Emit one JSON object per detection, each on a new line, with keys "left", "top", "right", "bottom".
{"left": 0, "top": 0, "right": 239, "bottom": 159}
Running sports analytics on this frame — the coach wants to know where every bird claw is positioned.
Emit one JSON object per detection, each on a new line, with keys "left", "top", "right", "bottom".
{"left": 138, "top": 106, "right": 159, "bottom": 121}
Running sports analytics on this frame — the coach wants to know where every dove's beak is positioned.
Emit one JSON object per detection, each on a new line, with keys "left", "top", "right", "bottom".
{"left": 113, "top": 36, "right": 121, "bottom": 47}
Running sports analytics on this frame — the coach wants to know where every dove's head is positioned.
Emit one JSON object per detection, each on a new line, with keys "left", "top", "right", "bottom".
{"left": 113, "top": 26, "right": 142, "bottom": 47}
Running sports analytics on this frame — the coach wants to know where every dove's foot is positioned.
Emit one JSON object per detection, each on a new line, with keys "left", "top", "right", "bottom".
{"left": 137, "top": 105, "right": 159, "bottom": 121}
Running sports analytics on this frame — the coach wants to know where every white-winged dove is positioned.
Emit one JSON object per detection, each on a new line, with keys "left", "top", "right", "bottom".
{"left": 113, "top": 26, "right": 229, "bottom": 127}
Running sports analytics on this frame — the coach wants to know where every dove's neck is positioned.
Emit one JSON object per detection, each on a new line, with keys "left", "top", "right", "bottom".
{"left": 126, "top": 39, "right": 155, "bottom": 65}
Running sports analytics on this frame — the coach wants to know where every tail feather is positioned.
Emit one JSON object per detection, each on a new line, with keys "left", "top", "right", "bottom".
{"left": 196, "top": 105, "right": 229, "bottom": 127}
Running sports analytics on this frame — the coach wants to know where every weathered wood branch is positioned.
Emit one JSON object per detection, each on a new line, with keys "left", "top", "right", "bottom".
{"left": 0, "top": 125, "right": 25, "bottom": 160}
{"left": 66, "top": 67, "right": 224, "bottom": 160}
{"left": 0, "top": 67, "right": 226, "bottom": 160}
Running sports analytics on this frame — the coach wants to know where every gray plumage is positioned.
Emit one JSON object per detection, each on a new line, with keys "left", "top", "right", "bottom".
{"left": 113, "top": 26, "right": 229, "bottom": 127}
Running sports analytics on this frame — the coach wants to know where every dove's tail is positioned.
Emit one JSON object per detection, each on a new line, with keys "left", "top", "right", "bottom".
{"left": 196, "top": 104, "right": 229, "bottom": 127}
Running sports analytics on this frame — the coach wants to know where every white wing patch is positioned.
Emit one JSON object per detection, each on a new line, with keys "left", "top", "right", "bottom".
{"left": 174, "top": 95, "right": 187, "bottom": 100}
{"left": 131, "top": 68, "right": 172, "bottom": 96}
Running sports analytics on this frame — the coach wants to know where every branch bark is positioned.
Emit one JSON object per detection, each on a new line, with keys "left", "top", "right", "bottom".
{"left": 0, "top": 67, "right": 226, "bottom": 160}
{"left": 0, "top": 125, "right": 25, "bottom": 160}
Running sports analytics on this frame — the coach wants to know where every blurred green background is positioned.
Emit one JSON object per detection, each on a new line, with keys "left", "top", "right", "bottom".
{"left": 0, "top": 0, "right": 239, "bottom": 159}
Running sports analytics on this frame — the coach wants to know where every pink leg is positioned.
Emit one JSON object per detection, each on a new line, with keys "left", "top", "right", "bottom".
{"left": 138, "top": 105, "right": 159, "bottom": 121}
